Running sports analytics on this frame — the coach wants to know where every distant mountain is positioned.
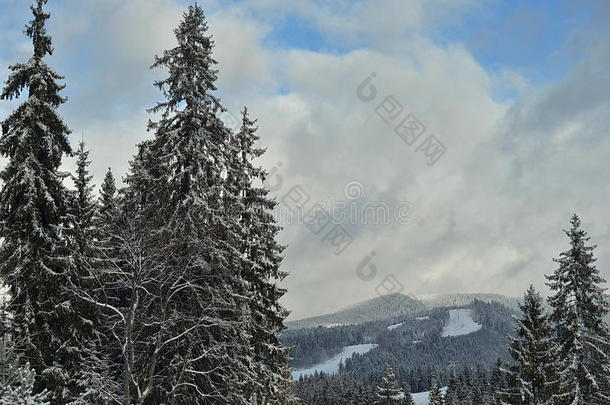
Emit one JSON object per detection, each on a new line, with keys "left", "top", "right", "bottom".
{"left": 286, "top": 293, "right": 425, "bottom": 329}
{"left": 418, "top": 293, "right": 519, "bottom": 310}
{"left": 289, "top": 299, "right": 516, "bottom": 401}
{"left": 286, "top": 292, "right": 518, "bottom": 329}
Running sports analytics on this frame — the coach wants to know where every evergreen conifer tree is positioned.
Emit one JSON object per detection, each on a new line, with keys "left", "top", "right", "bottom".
{"left": 402, "top": 382, "right": 414, "bottom": 405}
{"left": 375, "top": 365, "right": 405, "bottom": 404}
{"left": 547, "top": 215, "right": 610, "bottom": 405}
{"left": 119, "top": 4, "right": 258, "bottom": 403}
{"left": 97, "top": 168, "right": 117, "bottom": 225}
{"left": 491, "top": 359, "right": 512, "bottom": 404}
{"left": 227, "top": 107, "right": 292, "bottom": 403}
{"left": 444, "top": 372, "right": 460, "bottom": 405}
{"left": 0, "top": 1, "right": 100, "bottom": 403}
{"left": 68, "top": 142, "right": 97, "bottom": 285}
{"left": 500, "top": 285, "right": 559, "bottom": 405}
{"left": 428, "top": 378, "right": 444, "bottom": 405}
{"left": 65, "top": 141, "right": 116, "bottom": 405}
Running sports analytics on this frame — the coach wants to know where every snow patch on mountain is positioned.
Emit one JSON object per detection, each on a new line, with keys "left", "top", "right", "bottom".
{"left": 292, "top": 344, "right": 378, "bottom": 379}
{"left": 387, "top": 322, "right": 404, "bottom": 330}
{"left": 412, "top": 387, "right": 448, "bottom": 404}
{"left": 441, "top": 309, "right": 482, "bottom": 337}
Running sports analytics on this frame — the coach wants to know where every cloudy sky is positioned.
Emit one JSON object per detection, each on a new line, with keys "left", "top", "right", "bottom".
{"left": 1, "top": 0, "right": 610, "bottom": 320}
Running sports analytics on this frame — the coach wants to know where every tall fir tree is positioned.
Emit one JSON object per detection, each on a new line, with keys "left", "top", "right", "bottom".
{"left": 96, "top": 167, "right": 117, "bottom": 225}
{"left": 93, "top": 167, "right": 119, "bottom": 274}
{"left": 68, "top": 142, "right": 97, "bottom": 285}
{"left": 227, "top": 107, "right": 292, "bottom": 404}
{"left": 499, "top": 285, "right": 559, "bottom": 405}
{"left": 66, "top": 141, "right": 115, "bottom": 404}
{"left": 491, "top": 359, "right": 512, "bottom": 405}
{"left": 444, "top": 372, "right": 460, "bottom": 405}
{"left": 119, "top": 4, "right": 258, "bottom": 403}
{"left": 546, "top": 214, "right": 610, "bottom": 405}
{"left": 375, "top": 365, "right": 405, "bottom": 405}
{"left": 428, "top": 378, "right": 443, "bottom": 405}
{"left": 0, "top": 1, "right": 99, "bottom": 403}
{"left": 402, "top": 382, "right": 414, "bottom": 405}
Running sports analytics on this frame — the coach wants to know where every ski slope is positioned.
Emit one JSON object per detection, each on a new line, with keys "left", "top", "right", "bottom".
{"left": 292, "top": 344, "right": 378, "bottom": 379}
{"left": 412, "top": 387, "right": 448, "bottom": 404}
{"left": 441, "top": 309, "right": 482, "bottom": 337}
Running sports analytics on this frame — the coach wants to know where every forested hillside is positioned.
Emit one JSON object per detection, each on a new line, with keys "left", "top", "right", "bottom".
{"left": 286, "top": 300, "right": 514, "bottom": 396}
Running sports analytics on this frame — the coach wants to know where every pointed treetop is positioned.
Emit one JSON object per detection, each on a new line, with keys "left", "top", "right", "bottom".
{"left": 566, "top": 213, "right": 587, "bottom": 240}
{"left": 523, "top": 284, "right": 540, "bottom": 304}
{"left": 177, "top": 3, "right": 210, "bottom": 41}
{"left": 72, "top": 141, "right": 95, "bottom": 212}
{"left": 99, "top": 168, "right": 117, "bottom": 210}
{"left": 102, "top": 168, "right": 116, "bottom": 192}
{"left": 27, "top": 0, "right": 53, "bottom": 59}
{"left": 74, "top": 142, "right": 92, "bottom": 175}
{"left": 148, "top": 1, "right": 221, "bottom": 124}
{"left": 240, "top": 106, "right": 259, "bottom": 134}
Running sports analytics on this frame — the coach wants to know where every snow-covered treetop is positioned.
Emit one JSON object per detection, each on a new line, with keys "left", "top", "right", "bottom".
{"left": 149, "top": 3, "right": 221, "bottom": 121}
{"left": 28, "top": 0, "right": 54, "bottom": 60}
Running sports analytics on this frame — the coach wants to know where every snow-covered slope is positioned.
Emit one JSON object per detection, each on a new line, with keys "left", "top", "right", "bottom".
{"left": 412, "top": 387, "right": 448, "bottom": 404}
{"left": 441, "top": 309, "right": 482, "bottom": 337}
{"left": 292, "top": 344, "right": 378, "bottom": 379}
{"left": 387, "top": 322, "right": 404, "bottom": 330}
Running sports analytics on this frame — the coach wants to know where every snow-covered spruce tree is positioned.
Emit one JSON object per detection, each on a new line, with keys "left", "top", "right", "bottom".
{"left": 491, "top": 359, "right": 511, "bottom": 404}
{"left": 0, "top": 1, "right": 102, "bottom": 403}
{"left": 120, "top": 4, "right": 256, "bottom": 403}
{"left": 65, "top": 141, "right": 117, "bottom": 405}
{"left": 428, "top": 378, "right": 443, "bottom": 405}
{"left": 96, "top": 168, "right": 118, "bottom": 226}
{"left": 68, "top": 142, "right": 97, "bottom": 287}
{"left": 443, "top": 373, "right": 460, "bottom": 405}
{"left": 499, "top": 285, "right": 559, "bottom": 405}
{"left": 0, "top": 360, "right": 49, "bottom": 405}
{"left": 402, "top": 382, "right": 414, "bottom": 405}
{"left": 226, "top": 107, "right": 292, "bottom": 404}
{"left": 460, "top": 367, "right": 474, "bottom": 405}
{"left": 475, "top": 367, "right": 495, "bottom": 405}
{"left": 375, "top": 366, "right": 405, "bottom": 404}
{"left": 546, "top": 214, "right": 610, "bottom": 405}
{"left": 93, "top": 167, "right": 119, "bottom": 282}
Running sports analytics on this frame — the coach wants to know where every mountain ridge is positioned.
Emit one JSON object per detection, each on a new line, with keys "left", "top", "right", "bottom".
{"left": 286, "top": 292, "right": 518, "bottom": 329}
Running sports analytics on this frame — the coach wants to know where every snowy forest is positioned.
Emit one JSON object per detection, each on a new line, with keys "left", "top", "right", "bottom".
{"left": 2, "top": 1, "right": 610, "bottom": 405}
{"left": 0, "top": 1, "right": 291, "bottom": 404}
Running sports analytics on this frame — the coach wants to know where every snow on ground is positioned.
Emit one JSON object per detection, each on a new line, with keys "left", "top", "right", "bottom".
{"left": 292, "top": 344, "right": 378, "bottom": 379}
{"left": 387, "top": 322, "right": 404, "bottom": 330}
{"left": 412, "top": 387, "right": 448, "bottom": 404}
{"left": 321, "top": 323, "right": 346, "bottom": 328}
{"left": 441, "top": 309, "right": 482, "bottom": 337}
{"left": 416, "top": 316, "right": 430, "bottom": 321}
